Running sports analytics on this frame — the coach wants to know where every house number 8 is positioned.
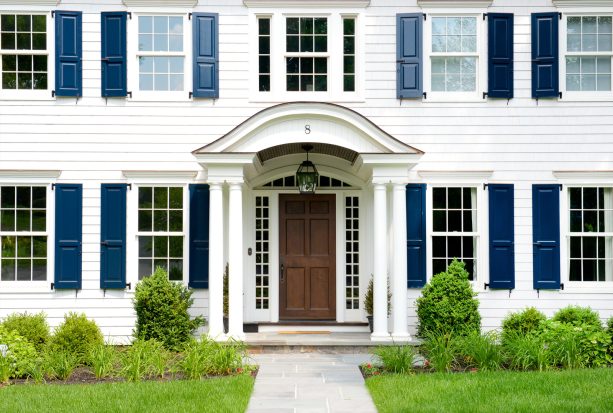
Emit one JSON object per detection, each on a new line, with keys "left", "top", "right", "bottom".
{"left": 305, "top": 125, "right": 311, "bottom": 134}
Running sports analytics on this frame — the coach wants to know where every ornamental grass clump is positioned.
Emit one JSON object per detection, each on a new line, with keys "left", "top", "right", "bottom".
{"left": 374, "top": 345, "right": 416, "bottom": 374}
{"left": 416, "top": 259, "right": 480, "bottom": 337}
{"left": 44, "top": 349, "right": 79, "bottom": 381}
{"left": 458, "top": 331, "right": 503, "bottom": 371}
{"left": 89, "top": 343, "right": 118, "bottom": 379}
{"left": 133, "top": 267, "right": 205, "bottom": 351}
{"left": 178, "top": 336, "right": 248, "bottom": 379}
{"left": 120, "top": 339, "right": 170, "bottom": 382}
{"left": 503, "top": 332, "right": 552, "bottom": 371}
{"left": 423, "top": 332, "right": 458, "bottom": 373}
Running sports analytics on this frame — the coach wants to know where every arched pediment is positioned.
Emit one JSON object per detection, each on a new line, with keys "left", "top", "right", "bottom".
{"left": 193, "top": 102, "right": 423, "bottom": 155}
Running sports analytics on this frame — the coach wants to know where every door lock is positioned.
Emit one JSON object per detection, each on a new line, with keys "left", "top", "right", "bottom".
{"left": 280, "top": 264, "right": 285, "bottom": 282}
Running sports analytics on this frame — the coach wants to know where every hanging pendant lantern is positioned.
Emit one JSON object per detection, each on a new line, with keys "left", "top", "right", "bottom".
{"left": 296, "top": 144, "right": 319, "bottom": 194}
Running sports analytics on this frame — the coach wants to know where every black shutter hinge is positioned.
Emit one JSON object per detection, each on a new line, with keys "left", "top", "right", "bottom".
{"left": 559, "top": 13, "right": 562, "bottom": 20}
{"left": 483, "top": 183, "right": 489, "bottom": 190}
{"left": 483, "top": 92, "right": 488, "bottom": 99}
{"left": 189, "top": 91, "right": 193, "bottom": 99}
{"left": 559, "top": 184, "right": 563, "bottom": 191}
{"left": 127, "top": 12, "right": 132, "bottom": 20}
{"left": 483, "top": 13, "right": 488, "bottom": 21}
{"left": 127, "top": 91, "right": 132, "bottom": 98}
{"left": 127, "top": 183, "right": 132, "bottom": 190}
{"left": 50, "top": 282, "right": 54, "bottom": 290}
{"left": 560, "top": 283, "right": 564, "bottom": 290}
{"left": 422, "top": 92, "right": 427, "bottom": 99}
{"left": 189, "top": 13, "right": 192, "bottom": 20}
{"left": 52, "top": 90, "right": 56, "bottom": 97}
{"left": 51, "top": 183, "right": 56, "bottom": 190}
{"left": 51, "top": 11, "right": 55, "bottom": 18}
{"left": 424, "top": 14, "right": 427, "bottom": 21}
{"left": 559, "top": 92, "right": 563, "bottom": 99}
{"left": 484, "top": 283, "right": 489, "bottom": 290}
{"left": 126, "top": 282, "right": 132, "bottom": 290}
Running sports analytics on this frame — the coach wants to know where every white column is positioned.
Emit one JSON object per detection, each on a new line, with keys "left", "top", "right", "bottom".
{"left": 372, "top": 182, "right": 391, "bottom": 341}
{"left": 392, "top": 183, "right": 410, "bottom": 341}
{"left": 207, "top": 183, "right": 225, "bottom": 339}
{"left": 228, "top": 182, "right": 245, "bottom": 340}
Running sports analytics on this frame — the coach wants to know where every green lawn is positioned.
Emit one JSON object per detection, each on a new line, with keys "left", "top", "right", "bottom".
{"left": 0, "top": 375, "right": 254, "bottom": 413}
{"left": 366, "top": 368, "right": 613, "bottom": 413}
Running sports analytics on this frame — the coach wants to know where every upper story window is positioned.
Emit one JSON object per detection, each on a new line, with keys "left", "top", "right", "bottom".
{"left": 0, "top": 14, "right": 49, "bottom": 94}
{"left": 564, "top": 16, "right": 612, "bottom": 93}
{"left": 250, "top": 10, "right": 362, "bottom": 101}
{"left": 424, "top": 14, "right": 485, "bottom": 100}
{"left": 567, "top": 187, "right": 613, "bottom": 283}
{"left": 137, "top": 16, "right": 184, "bottom": 92}
{"left": 0, "top": 186, "right": 48, "bottom": 282}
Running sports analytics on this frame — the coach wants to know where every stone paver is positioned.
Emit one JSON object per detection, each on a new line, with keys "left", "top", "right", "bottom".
{"left": 247, "top": 353, "right": 377, "bottom": 413}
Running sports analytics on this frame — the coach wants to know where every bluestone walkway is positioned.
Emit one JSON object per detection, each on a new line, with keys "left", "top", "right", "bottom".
{"left": 246, "top": 353, "right": 378, "bottom": 413}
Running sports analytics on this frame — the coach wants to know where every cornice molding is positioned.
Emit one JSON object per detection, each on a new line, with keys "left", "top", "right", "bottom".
{"left": 122, "top": 170, "right": 198, "bottom": 179}
{"left": 244, "top": 0, "right": 370, "bottom": 8}
{"left": 552, "top": 0, "right": 613, "bottom": 7}
{"left": 418, "top": 0, "right": 493, "bottom": 8}
{"left": 0, "top": 170, "right": 61, "bottom": 179}
{"left": 122, "top": 0, "right": 197, "bottom": 7}
{"left": 418, "top": 170, "right": 493, "bottom": 179}
{"left": 0, "top": 0, "right": 59, "bottom": 4}
{"left": 553, "top": 171, "right": 613, "bottom": 180}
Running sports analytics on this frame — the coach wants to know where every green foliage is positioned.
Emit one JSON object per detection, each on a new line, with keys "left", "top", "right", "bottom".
{"left": 458, "top": 331, "right": 503, "bottom": 371}
{"left": 416, "top": 260, "right": 480, "bottom": 337}
{"left": 120, "top": 339, "right": 170, "bottom": 382}
{"left": 374, "top": 345, "right": 415, "bottom": 374}
{"left": 0, "top": 352, "right": 11, "bottom": 384}
{"left": 23, "top": 357, "right": 46, "bottom": 384}
{"left": 423, "top": 332, "right": 458, "bottom": 373}
{"left": 501, "top": 307, "right": 547, "bottom": 343}
{"left": 1, "top": 312, "right": 50, "bottom": 351}
{"left": 363, "top": 277, "right": 392, "bottom": 316}
{"left": 503, "top": 332, "right": 552, "bottom": 371}
{"left": 179, "top": 337, "right": 249, "bottom": 379}
{"left": 552, "top": 306, "right": 603, "bottom": 330}
{"left": 0, "top": 325, "right": 38, "bottom": 379}
{"left": 133, "top": 267, "right": 206, "bottom": 351}
{"left": 607, "top": 316, "right": 613, "bottom": 332}
{"left": 49, "top": 312, "right": 104, "bottom": 364}
{"left": 44, "top": 349, "right": 79, "bottom": 381}
{"left": 89, "top": 343, "right": 118, "bottom": 379}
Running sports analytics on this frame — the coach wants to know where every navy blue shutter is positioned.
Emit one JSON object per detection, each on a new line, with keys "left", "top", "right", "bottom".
{"left": 189, "top": 184, "right": 210, "bottom": 288}
{"left": 532, "top": 184, "right": 561, "bottom": 289}
{"left": 488, "top": 13, "right": 514, "bottom": 99}
{"left": 101, "top": 12, "right": 127, "bottom": 97}
{"left": 192, "top": 13, "right": 219, "bottom": 98}
{"left": 488, "top": 184, "right": 515, "bottom": 289}
{"left": 100, "top": 184, "right": 127, "bottom": 289}
{"left": 397, "top": 14, "right": 423, "bottom": 99}
{"left": 407, "top": 184, "right": 426, "bottom": 287}
{"left": 55, "top": 11, "right": 82, "bottom": 97}
{"left": 531, "top": 13, "right": 559, "bottom": 98}
{"left": 54, "top": 184, "right": 82, "bottom": 289}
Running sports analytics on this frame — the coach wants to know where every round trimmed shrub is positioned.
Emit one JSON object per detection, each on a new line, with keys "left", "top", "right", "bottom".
{"left": 416, "top": 259, "right": 480, "bottom": 337}
{"left": 552, "top": 306, "right": 602, "bottom": 330}
{"left": 0, "top": 325, "right": 38, "bottom": 379}
{"left": 501, "top": 307, "right": 547, "bottom": 342}
{"left": 134, "top": 267, "right": 205, "bottom": 351}
{"left": 1, "top": 312, "right": 50, "bottom": 351}
{"left": 49, "top": 312, "right": 104, "bottom": 364}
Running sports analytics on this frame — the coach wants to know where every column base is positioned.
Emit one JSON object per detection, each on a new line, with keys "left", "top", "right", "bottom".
{"left": 227, "top": 332, "right": 246, "bottom": 342}
{"left": 391, "top": 333, "right": 412, "bottom": 342}
{"left": 370, "top": 333, "right": 392, "bottom": 342}
{"left": 209, "top": 333, "right": 228, "bottom": 342}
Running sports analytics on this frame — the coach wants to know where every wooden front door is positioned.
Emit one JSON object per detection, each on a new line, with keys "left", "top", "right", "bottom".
{"left": 279, "top": 194, "right": 336, "bottom": 320}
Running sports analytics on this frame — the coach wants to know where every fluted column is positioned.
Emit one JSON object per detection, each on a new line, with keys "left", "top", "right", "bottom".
{"left": 372, "top": 182, "right": 391, "bottom": 341}
{"left": 392, "top": 183, "right": 410, "bottom": 341}
{"left": 227, "top": 182, "right": 245, "bottom": 340}
{"left": 207, "top": 182, "right": 225, "bottom": 339}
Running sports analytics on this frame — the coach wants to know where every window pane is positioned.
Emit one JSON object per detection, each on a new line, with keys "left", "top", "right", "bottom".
{"left": 567, "top": 34, "right": 581, "bottom": 52}
{"left": 154, "top": 236, "right": 168, "bottom": 257}
{"left": 433, "top": 210, "right": 446, "bottom": 232}
{"left": 138, "top": 210, "right": 152, "bottom": 231}
{"left": 433, "top": 188, "right": 446, "bottom": 209}
{"left": 1, "top": 187, "right": 16, "bottom": 208}
{"left": 139, "top": 236, "right": 153, "bottom": 257}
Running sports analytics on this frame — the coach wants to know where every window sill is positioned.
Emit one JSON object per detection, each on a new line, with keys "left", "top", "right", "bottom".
{"left": 423, "top": 93, "right": 487, "bottom": 103}
{"left": 560, "top": 283, "right": 613, "bottom": 294}
{"left": 0, "top": 91, "right": 55, "bottom": 101}
{"left": 250, "top": 92, "right": 364, "bottom": 104}
{"left": 128, "top": 92, "right": 192, "bottom": 103}
{"left": 0, "top": 282, "right": 52, "bottom": 294}
{"left": 560, "top": 93, "right": 613, "bottom": 102}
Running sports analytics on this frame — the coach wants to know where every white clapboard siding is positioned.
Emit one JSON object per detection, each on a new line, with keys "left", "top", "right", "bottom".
{"left": 1, "top": 0, "right": 613, "bottom": 341}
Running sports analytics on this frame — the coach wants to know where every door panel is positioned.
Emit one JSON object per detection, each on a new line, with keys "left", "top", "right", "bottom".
{"left": 279, "top": 194, "right": 336, "bottom": 319}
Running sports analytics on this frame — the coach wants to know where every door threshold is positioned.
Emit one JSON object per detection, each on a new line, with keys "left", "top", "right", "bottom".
{"left": 255, "top": 321, "right": 369, "bottom": 333}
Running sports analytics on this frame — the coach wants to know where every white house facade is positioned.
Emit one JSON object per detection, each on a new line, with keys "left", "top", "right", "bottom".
{"left": 0, "top": 0, "right": 612, "bottom": 342}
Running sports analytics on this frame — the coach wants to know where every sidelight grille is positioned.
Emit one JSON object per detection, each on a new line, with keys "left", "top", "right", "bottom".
{"left": 255, "top": 196, "right": 270, "bottom": 309}
{"left": 345, "top": 196, "right": 359, "bottom": 309}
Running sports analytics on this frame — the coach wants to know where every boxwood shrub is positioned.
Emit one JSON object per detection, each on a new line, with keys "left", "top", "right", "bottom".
{"left": 1, "top": 312, "right": 50, "bottom": 351}
{"left": 501, "top": 307, "right": 547, "bottom": 343}
{"left": 552, "top": 306, "right": 603, "bottom": 330}
{"left": 49, "top": 312, "right": 104, "bottom": 364}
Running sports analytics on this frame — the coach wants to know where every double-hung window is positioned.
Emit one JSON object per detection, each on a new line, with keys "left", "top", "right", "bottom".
{"left": 567, "top": 187, "right": 613, "bottom": 283}
{"left": 0, "top": 186, "right": 48, "bottom": 283}
{"left": 285, "top": 17, "right": 328, "bottom": 92}
{"left": 562, "top": 15, "right": 613, "bottom": 96}
{"left": 0, "top": 13, "right": 50, "bottom": 97}
{"left": 137, "top": 186, "right": 184, "bottom": 281}
{"left": 425, "top": 15, "right": 485, "bottom": 100}
{"left": 431, "top": 186, "right": 478, "bottom": 280}
{"left": 130, "top": 14, "right": 189, "bottom": 98}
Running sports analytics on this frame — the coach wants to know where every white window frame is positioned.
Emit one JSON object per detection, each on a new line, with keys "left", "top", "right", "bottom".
{"left": 0, "top": 11, "right": 54, "bottom": 100}
{"left": 425, "top": 182, "right": 488, "bottom": 288}
{"left": 248, "top": 8, "right": 364, "bottom": 102}
{"left": 127, "top": 183, "right": 189, "bottom": 287}
{"left": 560, "top": 12, "right": 613, "bottom": 101}
{"left": 560, "top": 183, "right": 613, "bottom": 292}
{"left": 127, "top": 11, "right": 192, "bottom": 101}
{"left": 0, "top": 183, "right": 53, "bottom": 291}
{"left": 423, "top": 11, "right": 487, "bottom": 102}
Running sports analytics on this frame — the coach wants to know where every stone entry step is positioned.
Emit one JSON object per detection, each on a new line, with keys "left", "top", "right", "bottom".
{"left": 256, "top": 322, "right": 370, "bottom": 334}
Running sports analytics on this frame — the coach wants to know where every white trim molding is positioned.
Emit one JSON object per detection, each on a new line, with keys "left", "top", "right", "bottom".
{"left": 418, "top": 0, "right": 493, "bottom": 8}
{"left": 553, "top": 171, "right": 613, "bottom": 182}
{"left": 244, "top": 0, "right": 370, "bottom": 8}
{"left": 122, "top": 0, "right": 197, "bottom": 6}
{"left": 418, "top": 170, "right": 493, "bottom": 179}
{"left": 553, "top": 0, "right": 613, "bottom": 7}
{"left": 0, "top": 170, "right": 61, "bottom": 179}
{"left": 122, "top": 170, "right": 198, "bottom": 179}
{"left": 0, "top": 0, "right": 59, "bottom": 4}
